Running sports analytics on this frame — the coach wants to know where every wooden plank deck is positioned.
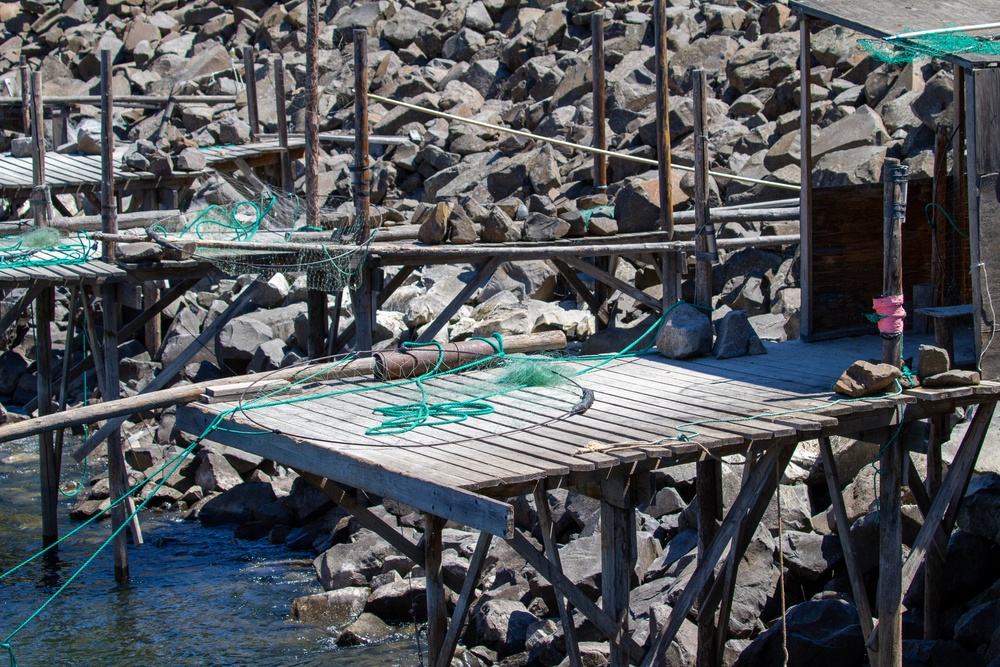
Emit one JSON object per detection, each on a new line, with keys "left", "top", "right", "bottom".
{"left": 0, "top": 254, "right": 125, "bottom": 287}
{"left": 176, "top": 333, "right": 1000, "bottom": 537}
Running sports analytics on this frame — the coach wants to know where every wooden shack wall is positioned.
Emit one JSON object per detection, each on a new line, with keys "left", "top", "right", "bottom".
{"left": 805, "top": 178, "right": 969, "bottom": 341}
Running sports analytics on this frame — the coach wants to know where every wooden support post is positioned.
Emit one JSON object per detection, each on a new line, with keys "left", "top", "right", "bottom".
{"left": 242, "top": 46, "right": 259, "bottom": 141}
{"left": 692, "top": 68, "right": 717, "bottom": 310}
{"left": 19, "top": 56, "right": 30, "bottom": 135}
{"left": 601, "top": 473, "right": 635, "bottom": 667}
{"left": 924, "top": 415, "right": 947, "bottom": 639}
{"left": 798, "top": 13, "right": 814, "bottom": 339}
{"left": 353, "top": 29, "right": 374, "bottom": 353}
{"left": 877, "top": 426, "right": 904, "bottom": 667}
{"left": 100, "top": 49, "right": 117, "bottom": 262}
{"left": 654, "top": 0, "right": 678, "bottom": 307}
{"left": 0, "top": 285, "right": 44, "bottom": 337}
{"left": 304, "top": 0, "right": 320, "bottom": 230}
{"left": 931, "top": 125, "right": 949, "bottom": 307}
{"left": 424, "top": 513, "right": 447, "bottom": 663}
{"left": 951, "top": 67, "right": 966, "bottom": 306}
{"left": 36, "top": 287, "right": 58, "bottom": 549}
{"left": 143, "top": 283, "right": 162, "bottom": 355}
{"left": 54, "top": 286, "right": 79, "bottom": 465}
{"left": 30, "top": 71, "right": 50, "bottom": 227}
{"left": 882, "top": 159, "right": 908, "bottom": 368}
{"left": 535, "top": 483, "right": 582, "bottom": 667}
{"left": 819, "top": 436, "right": 878, "bottom": 666}
{"left": 273, "top": 59, "right": 293, "bottom": 194}
{"left": 434, "top": 531, "right": 494, "bottom": 667}
{"left": 102, "top": 283, "right": 130, "bottom": 584}
{"left": 591, "top": 13, "right": 607, "bottom": 191}
{"left": 696, "top": 458, "right": 722, "bottom": 667}
{"left": 306, "top": 286, "right": 327, "bottom": 359}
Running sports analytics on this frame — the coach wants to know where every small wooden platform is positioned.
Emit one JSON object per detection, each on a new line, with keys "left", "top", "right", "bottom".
{"left": 177, "top": 334, "right": 1000, "bottom": 537}
{"left": 0, "top": 254, "right": 124, "bottom": 288}
{"left": 0, "top": 149, "right": 208, "bottom": 197}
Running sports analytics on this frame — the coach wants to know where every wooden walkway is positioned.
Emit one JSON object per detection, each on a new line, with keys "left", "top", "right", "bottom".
{"left": 177, "top": 334, "right": 998, "bottom": 533}
{"left": 176, "top": 332, "right": 1000, "bottom": 667}
{"left": 0, "top": 252, "right": 123, "bottom": 288}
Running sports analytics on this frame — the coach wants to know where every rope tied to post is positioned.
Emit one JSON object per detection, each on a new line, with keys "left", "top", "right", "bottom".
{"left": 872, "top": 294, "right": 906, "bottom": 337}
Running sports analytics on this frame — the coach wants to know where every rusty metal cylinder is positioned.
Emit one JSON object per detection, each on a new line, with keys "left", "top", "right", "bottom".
{"left": 373, "top": 331, "right": 567, "bottom": 381}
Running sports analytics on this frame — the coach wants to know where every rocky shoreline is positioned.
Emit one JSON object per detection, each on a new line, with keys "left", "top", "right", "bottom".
{"left": 3, "top": 0, "right": 999, "bottom": 663}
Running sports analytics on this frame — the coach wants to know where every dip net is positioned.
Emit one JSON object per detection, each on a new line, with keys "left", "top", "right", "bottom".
{"left": 860, "top": 24, "right": 1000, "bottom": 64}
{"left": 148, "top": 173, "right": 377, "bottom": 292}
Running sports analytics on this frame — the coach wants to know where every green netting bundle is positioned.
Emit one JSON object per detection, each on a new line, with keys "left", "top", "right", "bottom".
{"left": 498, "top": 358, "right": 569, "bottom": 387}
{"left": 860, "top": 25, "right": 1000, "bottom": 64}
{"left": 0, "top": 229, "right": 95, "bottom": 269}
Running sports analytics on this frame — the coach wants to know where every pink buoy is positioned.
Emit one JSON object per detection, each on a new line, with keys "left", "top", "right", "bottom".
{"left": 873, "top": 294, "right": 906, "bottom": 334}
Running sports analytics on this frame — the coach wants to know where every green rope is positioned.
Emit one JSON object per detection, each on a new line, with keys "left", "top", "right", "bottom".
{"left": 0, "top": 231, "right": 95, "bottom": 270}
{"left": 925, "top": 202, "right": 969, "bottom": 238}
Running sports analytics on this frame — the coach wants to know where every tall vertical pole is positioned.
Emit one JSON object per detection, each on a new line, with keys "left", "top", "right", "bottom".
{"left": 100, "top": 50, "right": 117, "bottom": 262}
{"left": 242, "top": 46, "right": 260, "bottom": 141}
{"left": 654, "top": 0, "right": 678, "bottom": 306}
{"left": 424, "top": 513, "right": 447, "bottom": 662}
{"left": 952, "top": 67, "right": 967, "bottom": 304}
{"left": 303, "top": 0, "right": 327, "bottom": 357}
{"left": 36, "top": 287, "right": 57, "bottom": 549}
{"left": 695, "top": 458, "right": 722, "bottom": 667}
{"left": 101, "top": 49, "right": 130, "bottom": 584}
{"left": 692, "top": 68, "right": 717, "bottom": 310}
{"left": 798, "top": 13, "right": 814, "bottom": 339}
{"left": 601, "top": 474, "right": 635, "bottom": 667}
{"left": 591, "top": 14, "right": 607, "bottom": 190}
{"left": 931, "top": 124, "right": 949, "bottom": 307}
{"left": 29, "top": 71, "right": 49, "bottom": 227}
{"left": 882, "top": 159, "right": 907, "bottom": 369}
{"left": 353, "top": 29, "right": 374, "bottom": 354}
{"left": 273, "top": 59, "right": 293, "bottom": 193}
{"left": 19, "top": 56, "right": 30, "bottom": 136}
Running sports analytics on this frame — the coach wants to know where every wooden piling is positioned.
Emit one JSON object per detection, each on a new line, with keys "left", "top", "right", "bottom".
{"left": 924, "top": 415, "right": 947, "bottom": 639}
{"left": 242, "top": 46, "right": 259, "bottom": 141}
{"left": 653, "top": 0, "right": 679, "bottom": 307}
{"left": 692, "top": 68, "right": 717, "bottom": 309}
{"left": 535, "top": 483, "right": 582, "bottom": 667}
{"left": 99, "top": 49, "right": 130, "bottom": 583}
{"left": 601, "top": 474, "right": 635, "bottom": 667}
{"left": 591, "top": 13, "right": 607, "bottom": 190}
{"left": 798, "top": 13, "right": 814, "bottom": 339}
{"left": 877, "top": 424, "right": 904, "bottom": 667}
{"left": 353, "top": 29, "right": 374, "bottom": 353}
{"left": 951, "top": 67, "right": 966, "bottom": 305}
{"left": 19, "top": 56, "right": 30, "bottom": 135}
{"left": 304, "top": 0, "right": 320, "bottom": 230}
{"left": 696, "top": 458, "right": 722, "bottom": 667}
{"left": 30, "top": 71, "right": 50, "bottom": 227}
{"left": 143, "top": 283, "right": 162, "bottom": 355}
{"left": 273, "top": 59, "right": 293, "bottom": 193}
{"left": 424, "top": 513, "right": 447, "bottom": 662}
{"left": 100, "top": 50, "right": 117, "bottom": 261}
{"left": 307, "top": 288, "right": 327, "bottom": 358}
{"left": 882, "top": 159, "right": 907, "bottom": 368}
{"left": 36, "top": 287, "right": 58, "bottom": 549}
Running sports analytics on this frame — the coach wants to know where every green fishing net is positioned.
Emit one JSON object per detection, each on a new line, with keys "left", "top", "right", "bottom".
{"left": 0, "top": 228, "right": 96, "bottom": 269}
{"left": 860, "top": 25, "right": 1000, "bottom": 64}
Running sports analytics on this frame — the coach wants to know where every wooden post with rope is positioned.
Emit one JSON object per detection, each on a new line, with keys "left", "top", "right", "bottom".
{"left": 882, "top": 159, "right": 907, "bottom": 368}
{"left": 353, "top": 29, "right": 375, "bottom": 354}
{"left": 304, "top": 0, "right": 327, "bottom": 358}
{"left": 692, "top": 68, "right": 718, "bottom": 309}
{"left": 654, "top": 0, "right": 679, "bottom": 308}
{"left": 242, "top": 46, "right": 259, "bottom": 141}
{"left": 601, "top": 472, "right": 636, "bottom": 667}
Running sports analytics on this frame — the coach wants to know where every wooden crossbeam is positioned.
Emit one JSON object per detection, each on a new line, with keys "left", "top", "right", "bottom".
{"left": 415, "top": 256, "right": 503, "bottom": 344}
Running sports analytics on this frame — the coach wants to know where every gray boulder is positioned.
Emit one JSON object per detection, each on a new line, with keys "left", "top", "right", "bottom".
{"left": 195, "top": 450, "right": 244, "bottom": 494}
{"left": 336, "top": 612, "right": 395, "bottom": 646}
{"left": 957, "top": 473, "right": 1000, "bottom": 546}
{"left": 199, "top": 481, "right": 277, "bottom": 526}
{"left": 781, "top": 531, "right": 844, "bottom": 581}
{"left": 733, "top": 599, "right": 865, "bottom": 667}
{"left": 290, "top": 588, "right": 369, "bottom": 627}
{"left": 656, "top": 303, "right": 713, "bottom": 360}
{"left": 468, "top": 598, "right": 537, "bottom": 657}
{"left": 713, "top": 310, "right": 761, "bottom": 359}
{"left": 366, "top": 577, "right": 429, "bottom": 621}
{"left": 314, "top": 529, "right": 400, "bottom": 591}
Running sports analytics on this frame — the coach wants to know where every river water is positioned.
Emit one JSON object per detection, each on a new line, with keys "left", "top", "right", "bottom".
{"left": 0, "top": 437, "right": 420, "bottom": 667}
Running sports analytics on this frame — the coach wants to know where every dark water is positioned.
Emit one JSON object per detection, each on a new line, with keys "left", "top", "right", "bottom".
{"left": 0, "top": 439, "right": 421, "bottom": 667}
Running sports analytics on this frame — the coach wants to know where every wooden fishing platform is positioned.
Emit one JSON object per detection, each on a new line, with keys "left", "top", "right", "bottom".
{"left": 176, "top": 333, "right": 1000, "bottom": 667}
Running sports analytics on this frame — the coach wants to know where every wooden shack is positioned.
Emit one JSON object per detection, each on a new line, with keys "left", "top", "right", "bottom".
{"left": 791, "top": 0, "right": 999, "bottom": 379}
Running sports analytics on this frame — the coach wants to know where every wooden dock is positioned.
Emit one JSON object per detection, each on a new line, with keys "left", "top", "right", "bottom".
{"left": 176, "top": 333, "right": 1000, "bottom": 667}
